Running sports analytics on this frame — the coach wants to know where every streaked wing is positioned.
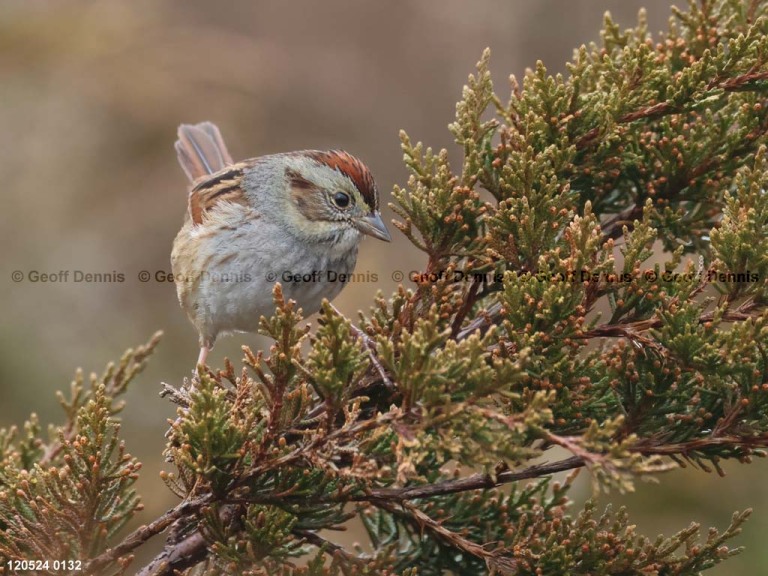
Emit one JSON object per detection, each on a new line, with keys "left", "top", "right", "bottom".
{"left": 188, "top": 163, "right": 249, "bottom": 225}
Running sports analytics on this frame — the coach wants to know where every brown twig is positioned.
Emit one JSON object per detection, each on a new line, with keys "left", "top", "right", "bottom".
{"left": 330, "top": 303, "right": 396, "bottom": 395}
{"left": 293, "top": 529, "right": 361, "bottom": 564}
{"left": 600, "top": 204, "right": 645, "bottom": 242}
{"left": 135, "top": 503, "right": 243, "bottom": 576}
{"left": 450, "top": 277, "right": 482, "bottom": 339}
{"left": 86, "top": 494, "right": 213, "bottom": 575}
{"left": 578, "top": 299, "right": 763, "bottom": 341}
{"left": 135, "top": 530, "right": 208, "bottom": 576}
{"left": 359, "top": 455, "right": 585, "bottom": 502}
{"left": 128, "top": 412, "right": 398, "bottom": 574}
{"left": 747, "top": 0, "right": 760, "bottom": 23}
{"left": 372, "top": 499, "right": 518, "bottom": 574}
{"left": 456, "top": 301, "right": 503, "bottom": 342}
{"left": 575, "top": 70, "right": 768, "bottom": 151}
{"left": 634, "top": 434, "right": 768, "bottom": 456}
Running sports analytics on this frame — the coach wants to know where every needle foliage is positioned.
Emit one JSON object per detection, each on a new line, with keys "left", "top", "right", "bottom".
{"left": 2, "top": 1, "right": 768, "bottom": 574}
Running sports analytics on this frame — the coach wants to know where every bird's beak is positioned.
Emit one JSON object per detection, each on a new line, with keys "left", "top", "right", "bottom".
{"left": 356, "top": 211, "right": 392, "bottom": 242}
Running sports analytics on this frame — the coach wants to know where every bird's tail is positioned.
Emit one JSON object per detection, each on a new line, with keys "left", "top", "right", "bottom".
{"left": 175, "top": 122, "right": 234, "bottom": 183}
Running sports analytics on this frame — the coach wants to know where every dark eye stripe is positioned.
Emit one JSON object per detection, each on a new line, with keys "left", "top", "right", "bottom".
{"left": 286, "top": 169, "right": 316, "bottom": 191}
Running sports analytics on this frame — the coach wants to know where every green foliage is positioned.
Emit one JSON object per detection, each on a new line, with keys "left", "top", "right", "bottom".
{"left": 4, "top": 1, "right": 768, "bottom": 574}
{"left": 306, "top": 302, "right": 370, "bottom": 410}
{"left": 710, "top": 148, "right": 768, "bottom": 301}
{"left": 0, "top": 332, "right": 160, "bottom": 574}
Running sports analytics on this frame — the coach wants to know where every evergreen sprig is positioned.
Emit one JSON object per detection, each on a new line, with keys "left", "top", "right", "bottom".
{"left": 0, "top": 332, "right": 160, "bottom": 575}
{"left": 3, "top": 1, "right": 768, "bottom": 574}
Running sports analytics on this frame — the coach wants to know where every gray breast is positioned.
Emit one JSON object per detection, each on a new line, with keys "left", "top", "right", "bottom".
{"left": 279, "top": 244, "right": 359, "bottom": 315}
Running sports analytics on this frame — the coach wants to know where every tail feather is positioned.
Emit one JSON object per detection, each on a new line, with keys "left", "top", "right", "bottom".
{"left": 175, "top": 122, "right": 234, "bottom": 183}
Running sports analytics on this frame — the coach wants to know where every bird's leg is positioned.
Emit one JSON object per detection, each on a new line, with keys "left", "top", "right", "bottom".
{"left": 197, "top": 346, "right": 210, "bottom": 368}
{"left": 189, "top": 344, "right": 211, "bottom": 388}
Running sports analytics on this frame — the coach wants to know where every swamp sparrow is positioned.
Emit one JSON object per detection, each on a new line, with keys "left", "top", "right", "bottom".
{"left": 172, "top": 122, "right": 391, "bottom": 366}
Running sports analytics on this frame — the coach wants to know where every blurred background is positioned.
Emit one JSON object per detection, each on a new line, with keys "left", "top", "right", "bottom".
{"left": 1, "top": 0, "right": 766, "bottom": 572}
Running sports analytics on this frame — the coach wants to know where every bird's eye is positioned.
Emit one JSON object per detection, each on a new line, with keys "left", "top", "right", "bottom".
{"left": 332, "top": 191, "right": 351, "bottom": 208}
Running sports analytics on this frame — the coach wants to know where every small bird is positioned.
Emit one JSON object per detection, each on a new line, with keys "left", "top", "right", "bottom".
{"left": 172, "top": 122, "right": 391, "bottom": 366}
